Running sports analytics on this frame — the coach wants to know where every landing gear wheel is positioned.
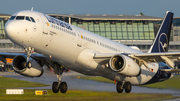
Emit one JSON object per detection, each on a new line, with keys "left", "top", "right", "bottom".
{"left": 60, "top": 82, "right": 67, "bottom": 93}
{"left": 124, "top": 82, "right": 131, "bottom": 93}
{"left": 27, "top": 62, "right": 31, "bottom": 68}
{"left": 116, "top": 82, "right": 123, "bottom": 93}
{"left": 52, "top": 82, "right": 59, "bottom": 93}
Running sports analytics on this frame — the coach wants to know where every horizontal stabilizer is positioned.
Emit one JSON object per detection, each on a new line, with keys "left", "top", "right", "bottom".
{"left": 161, "top": 69, "right": 180, "bottom": 73}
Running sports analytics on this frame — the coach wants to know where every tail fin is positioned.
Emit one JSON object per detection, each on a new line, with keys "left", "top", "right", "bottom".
{"left": 148, "top": 11, "right": 174, "bottom": 53}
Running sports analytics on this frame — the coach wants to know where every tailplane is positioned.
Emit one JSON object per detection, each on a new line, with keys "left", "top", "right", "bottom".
{"left": 148, "top": 11, "right": 174, "bottom": 53}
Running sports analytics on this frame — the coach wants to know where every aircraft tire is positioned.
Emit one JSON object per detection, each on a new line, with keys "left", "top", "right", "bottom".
{"left": 124, "top": 82, "right": 131, "bottom": 93}
{"left": 116, "top": 82, "right": 123, "bottom": 93}
{"left": 60, "top": 82, "right": 67, "bottom": 93}
{"left": 28, "top": 62, "right": 31, "bottom": 68}
{"left": 26, "top": 61, "right": 31, "bottom": 68}
{"left": 52, "top": 82, "right": 59, "bottom": 93}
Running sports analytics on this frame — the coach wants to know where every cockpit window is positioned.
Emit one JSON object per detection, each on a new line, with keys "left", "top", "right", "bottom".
{"left": 30, "top": 17, "right": 35, "bottom": 23}
{"left": 9, "top": 16, "right": 16, "bottom": 20}
{"left": 25, "top": 16, "right": 31, "bottom": 22}
{"left": 9, "top": 15, "right": 35, "bottom": 23}
{"left": 16, "top": 16, "right": 25, "bottom": 20}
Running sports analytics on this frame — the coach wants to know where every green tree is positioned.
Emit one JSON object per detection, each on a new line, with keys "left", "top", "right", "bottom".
{"left": 140, "top": 12, "right": 144, "bottom": 16}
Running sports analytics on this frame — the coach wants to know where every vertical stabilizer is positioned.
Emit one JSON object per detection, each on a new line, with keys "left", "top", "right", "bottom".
{"left": 148, "top": 11, "right": 174, "bottom": 53}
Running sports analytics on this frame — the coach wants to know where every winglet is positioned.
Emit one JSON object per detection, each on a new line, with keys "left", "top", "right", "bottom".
{"left": 148, "top": 11, "right": 174, "bottom": 53}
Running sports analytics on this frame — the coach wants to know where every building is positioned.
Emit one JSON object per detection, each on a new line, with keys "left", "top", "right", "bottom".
{"left": 48, "top": 14, "right": 161, "bottom": 41}
{"left": 0, "top": 13, "right": 13, "bottom": 49}
{"left": 0, "top": 13, "right": 180, "bottom": 52}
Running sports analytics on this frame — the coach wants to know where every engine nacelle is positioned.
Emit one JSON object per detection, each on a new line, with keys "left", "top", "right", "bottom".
{"left": 12, "top": 55, "right": 44, "bottom": 77}
{"left": 109, "top": 54, "right": 140, "bottom": 77}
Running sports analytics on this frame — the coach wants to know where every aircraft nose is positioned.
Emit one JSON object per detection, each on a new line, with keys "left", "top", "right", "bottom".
{"left": 5, "top": 21, "right": 19, "bottom": 40}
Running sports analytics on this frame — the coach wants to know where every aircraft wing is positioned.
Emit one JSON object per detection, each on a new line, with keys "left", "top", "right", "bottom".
{"left": 128, "top": 52, "right": 180, "bottom": 68}
{"left": 128, "top": 52, "right": 180, "bottom": 61}
{"left": 93, "top": 53, "right": 116, "bottom": 65}
{"left": 0, "top": 52, "right": 47, "bottom": 64}
{"left": 0, "top": 52, "right": 46, "bottom": 57}
{"left": 94, "top": 52, "right": 180, "bottom": 68}
{"left": 0, "top": 52, "right": 25, "bottom": 58}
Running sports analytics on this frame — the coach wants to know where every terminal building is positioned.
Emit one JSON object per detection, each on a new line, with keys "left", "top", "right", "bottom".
{"left": 0, "top": 13, "right": 180, "bottom": 52}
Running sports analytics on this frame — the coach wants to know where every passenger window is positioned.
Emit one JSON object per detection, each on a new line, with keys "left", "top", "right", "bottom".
{"left": 25, "top": 16, "right": 31, "bottom": 22}
{"left": 16, "top": 16, "right": 25, "bottom": 20}
{"left": 9, "top": 16, "right": 16, "bottom": 20}
{"left": 30, "top": 17, "right": 35, "bottom": 23}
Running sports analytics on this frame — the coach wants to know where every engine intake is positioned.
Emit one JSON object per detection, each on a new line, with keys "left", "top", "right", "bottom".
{"left": 109, "top": 54, "right": 140, "bottom": 77}
{"left": 13, "top": 55, "right": 44, "bottom": 77}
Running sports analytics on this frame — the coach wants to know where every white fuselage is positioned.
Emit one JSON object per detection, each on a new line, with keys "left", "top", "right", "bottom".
{"left": 5, "top": 10, "right": 160, "bottom": 85}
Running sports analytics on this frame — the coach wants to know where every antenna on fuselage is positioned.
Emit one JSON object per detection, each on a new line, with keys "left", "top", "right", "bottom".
{"left": 31, "top": 7, "right": 33, "bottom": 11}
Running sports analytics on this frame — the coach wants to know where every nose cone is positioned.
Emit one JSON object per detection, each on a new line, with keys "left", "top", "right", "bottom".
{"left": 5, "top": 21, "right": 19, "bottom": 42}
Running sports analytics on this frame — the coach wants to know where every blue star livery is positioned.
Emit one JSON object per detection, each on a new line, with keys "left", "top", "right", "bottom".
{"left": 44, "top": 14, "right": 72, "bottom": 31}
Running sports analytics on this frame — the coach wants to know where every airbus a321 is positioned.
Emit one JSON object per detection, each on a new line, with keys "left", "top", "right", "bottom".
{"left": 3, "top": 10, "right": 180, "bottom": 93}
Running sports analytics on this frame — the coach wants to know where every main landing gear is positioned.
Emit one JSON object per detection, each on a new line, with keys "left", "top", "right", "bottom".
{"left": 116, "top": 81, "right": 132, "bottom": 93}
{"left": 52, "top": 64, "right": 67, "bottom": 93}
{"left": 52, "top": 81, "right": 67, "bottom": 93}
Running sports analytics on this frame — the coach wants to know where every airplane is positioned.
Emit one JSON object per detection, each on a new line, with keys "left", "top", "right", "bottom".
{"left": 2, "top": 9, "right": 180, "bottom": 94}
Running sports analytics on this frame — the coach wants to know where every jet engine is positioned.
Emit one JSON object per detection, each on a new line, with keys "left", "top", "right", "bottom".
{"left": 12, "top": 55, "right": 44, "bottom": 77}
{"left": 109, "top": 54, "right": 140, "bottom": 77}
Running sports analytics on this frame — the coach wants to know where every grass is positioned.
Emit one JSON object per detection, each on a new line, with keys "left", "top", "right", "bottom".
{"left": 0, "top": 76, "right": 49, "bottom": 88}
{"left": 79, "top": 75, "right": 180, "bottom": 90}
{"left": 0, "top": 89, "right": 175, "bottom": 101}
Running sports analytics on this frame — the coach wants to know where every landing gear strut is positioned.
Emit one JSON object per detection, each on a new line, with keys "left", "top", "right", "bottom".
{"left": 116, "top": 81, "right": 132, "bottom": 93}
{"left": 24, "top": 47, "right": 34, "bottom": 68}
{"left": 52, "top": 64, "right": 67, "bottom": 93}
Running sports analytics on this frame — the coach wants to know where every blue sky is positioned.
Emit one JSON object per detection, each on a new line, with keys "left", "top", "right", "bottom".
{"left": 0, "top": 0, "right": 180, "bottom": 18}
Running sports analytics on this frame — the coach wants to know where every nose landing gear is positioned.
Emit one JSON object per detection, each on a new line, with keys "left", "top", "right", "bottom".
{"left": 24, "top": 47, "right": 34, "bottom": 68}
